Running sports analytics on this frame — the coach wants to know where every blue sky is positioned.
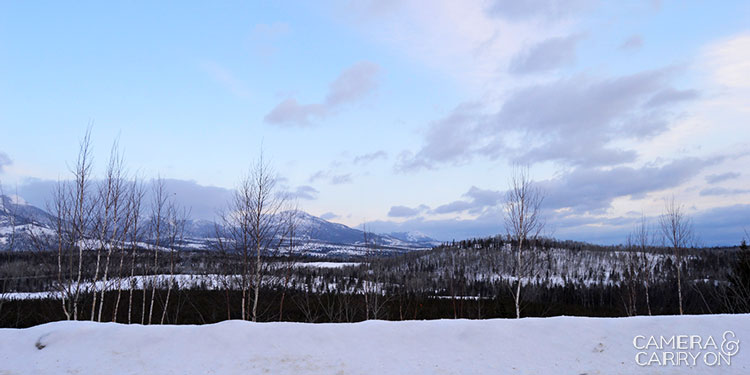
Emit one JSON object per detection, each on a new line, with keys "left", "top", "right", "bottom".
{"left": 1, "top": 1, "right": 749, "bottom": 245}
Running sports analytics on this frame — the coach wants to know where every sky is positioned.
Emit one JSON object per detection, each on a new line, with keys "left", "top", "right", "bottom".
{"left": 0, "top": 1, "right": 749, "bottom": 245}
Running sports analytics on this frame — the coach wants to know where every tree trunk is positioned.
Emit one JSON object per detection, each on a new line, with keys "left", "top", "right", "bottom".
{"left": 515, "top": 237, "right": 523, "bottom": 319}
{"left": 252, "top": 244, "right": 261, "bottom": 322}
{"left": 677, "top": 262, "right": 683, "bottom": 315}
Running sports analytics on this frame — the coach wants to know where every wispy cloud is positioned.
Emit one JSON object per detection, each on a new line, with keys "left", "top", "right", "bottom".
{"left": 320, "top": 212, "right": 339, "bottom": 220}
{"left": 345, "top": 1, "right": 573, "bottom": 91}
{"left": 645, "top": 88, "right": 699, "bottom": 108}
{"left": 289, "top": 185, "right": 320, "bottom": 200}
{"left": 388, "top": 204, "right": 429, "bottom": 218}
{"left": 330, "top": 174, "right": 352, "bottom": 185}
{"left": 309, "top": 170, "right": 353, "bottom": 185}
{"left": 706, "top": 172, "right": 740, "bottom": 184}
{"left": 353, "top": 150, "right": 388, "bottom": 165}
{"left": 699, "top": 187, "right": 750, "bottom": 196}
{"left": 509, "top": 34, "right": 583, "bottom": 75}
{"left": 397, "top": 67, "right": 698, "bottom": 171}
{"left": 487, "top": 0, "right": 593, "bottom": 21}
{"left": 265, "top": 61, "right": 380, "bottom": 127}
{"left": 264, "top": 99, "right": 326, "bottom": 126}
{"left": 432, "top": 186, "right": 504, "bottom": 215}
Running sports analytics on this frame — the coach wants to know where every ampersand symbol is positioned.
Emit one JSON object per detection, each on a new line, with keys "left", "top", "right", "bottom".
{"left": 721, "top": 330, "right": 740, "bottom": 357}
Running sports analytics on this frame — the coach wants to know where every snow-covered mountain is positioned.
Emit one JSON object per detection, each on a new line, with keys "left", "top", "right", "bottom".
{"left": 0, "top": 195, "right": 56, "bottom": 250}
{"left": 386, "top": 231, "right": 441, "bottom": 246}
{"left": 0, "top": 195, "right": 55, "bottom": 227}
{"left": 281, "top": 211, "right": 439, "bottom": 248}
{"left": 181, "top": 211, "right": 439, "bottom": 255}
{"left": 0, "top": 195, "right": 439, "bottom": 254}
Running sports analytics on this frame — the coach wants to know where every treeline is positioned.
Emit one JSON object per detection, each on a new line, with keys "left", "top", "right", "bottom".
{"left": 2, "top": 237, "right": 748, "bottom": 327}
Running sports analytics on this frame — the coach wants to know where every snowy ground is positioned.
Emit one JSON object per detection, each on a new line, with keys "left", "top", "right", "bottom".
{"left": 0, "top": 315, "right": 747, "bottom": 374}
{"left": 294, "top": 261, "right": 360, "bottom": 268}
{"left": 4, "top": 261, "right": 361, "bottom": 300}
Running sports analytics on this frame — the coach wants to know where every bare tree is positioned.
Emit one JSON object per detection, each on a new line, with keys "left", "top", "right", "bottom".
{"left": 213, "top": 220, "right": 238, "bottom": 320}
{"left": 247, "top": 154, "right": 286, "bottom": 322}
{"left": 48, "top": 180, "right": 72, "bottom": 319}
{"left": 219, "top": 152, "right": 285, "bottom": 322}
{"left": 38, "top": 129, "right": 131, "bottom": 321}
{"left": 278, "top": 205, "right": 300, "bottom": 321}
{"left": 362, "top": 226, "right": 372, "bottom": 320}
{"left": 503, "top": 166, "right": 544, "bottom": 319}
{"left": 161, "top": 204, "right": 188, "bottom": 324}
{"left": 17, "top": 130, "right": 196, "bottom": 324}
{"left": 622, "top": 215, "right": 654, "bottom": 316}
{"left": 361, "top": 225, "right": 388, "bottom": 320}
{"left": 217, "top": 177, "right": 254, "bottom": 321}
{"left": 293, "top": 286, "right": 320, "bottom": 323}
{"left": 125, "top": 178, "right": 145, "bottom": 324}
{"left": 634, "top": 215, "right": 654, "bottom": 315}
{"left": 658, "top": 196, "right": 694, "bottom": 315}
{"left": 41, "top": 130, "right": 97, "bottom": 320}
{"left": 112, "top": 178, "right": 141, "bottom": 322}
{"left": 91, "top": 140, "right": 127, "bottom": 321}
{"left": 146, "top": 177, "right": 170, "bottom": 325}
{"left": 449, "top": 250, "right": 458, "bottom": 319}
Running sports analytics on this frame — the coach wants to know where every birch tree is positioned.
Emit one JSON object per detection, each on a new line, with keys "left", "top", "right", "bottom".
{"left": 219, "top": 153, "right": 285, "bottom": 321}
{"left": 362, "top": 227, "right": 372, "bottom": 320}
{"left": 112, "top": 178, "right": 142, "bottom": 322}
{"left": 247, "top": 155, "right": 285, "bottom": 322}
{"left": 217, "top": 178, "right": 254, "bottom": 321}
{"left": 362, "top": 225, "right": 387, "bottom": 320}
{"left": 503, "top": 166, "right": 544, "bottom": 319}
{"left": 91, "top": 141, "right": 127, "bottom": 321}
{"left": 658, "top": 196, "right": 694, "bottom": 315}
{"left": 34, "top": 130, "right": 98, "bottom": 320}
{"left": 630, "top": 215, "right": 654, "bottom": 316}
{"left": 623, "top": 215, "right": 653, "bottom": 316}
{"left": 161, "top": 204, "right": 188, "bottom": 324}
{"left": 146, "top": 177, "right": 169, "bottom": 325}
{"left": 125, "top": 178, "right": 145, "bottom": 324}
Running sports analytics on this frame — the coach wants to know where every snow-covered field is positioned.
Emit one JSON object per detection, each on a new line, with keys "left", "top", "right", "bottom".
{"left": 1, "top": 314, "right": 747, "bottom": 374}
{"left": 294, "top": 261, "right": 360, "bottom": 268}
{"left": 3, "top": 263, "right": 361, "bottom": 300}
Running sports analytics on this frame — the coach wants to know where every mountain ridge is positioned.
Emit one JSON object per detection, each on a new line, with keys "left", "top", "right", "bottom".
{"left": 0, "top": 195, "right": 439, "bottom": 254}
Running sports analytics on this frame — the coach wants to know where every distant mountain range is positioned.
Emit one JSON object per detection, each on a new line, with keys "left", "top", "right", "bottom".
{"left": 0, "top": 195, "right": 55, "bottom": 226}
{"left": 0, "top": 195, "right": 440, "bottom": 256}
{"left": 0, "top": 195, "right": 56, "bottom": 250}
{"left": 273, "top": 211, "right": 441, "bottom": 249}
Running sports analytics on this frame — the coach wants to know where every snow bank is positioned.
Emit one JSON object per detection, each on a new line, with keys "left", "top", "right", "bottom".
{"left": 1, "top": 315, "right": 748, "bottom": 374}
